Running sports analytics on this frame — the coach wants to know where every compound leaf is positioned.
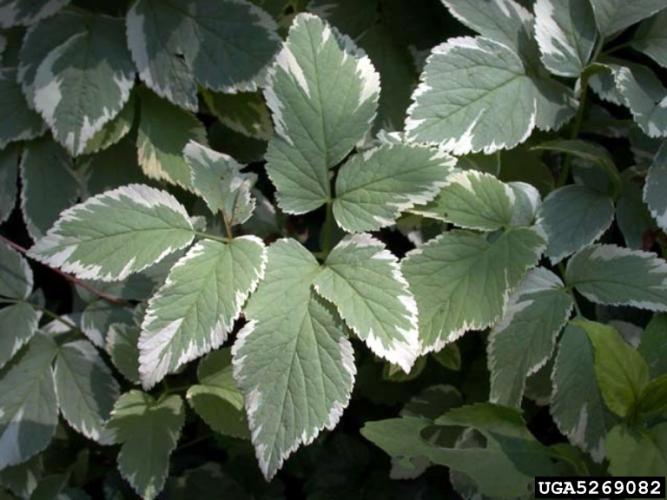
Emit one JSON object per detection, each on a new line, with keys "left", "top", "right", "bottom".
{"left": 264, "top": 13, "right": 379, "bottom": 214}
{"left": 106, "top": 391, "right": 185, "bottom": 500}
{"left": 333, "top": 143, "right": 454, "bottom": 232}
{"left": 313, "top": 234, "right": 420, "bottom": 372}
{"left": 232, "top": 238, "right": 355, "bottom": 480}
{"left": 29, "top": 184, "right": 195, "bottom": 281}
{"left": 139, "top": 237, "right": 266, "bottom": 389}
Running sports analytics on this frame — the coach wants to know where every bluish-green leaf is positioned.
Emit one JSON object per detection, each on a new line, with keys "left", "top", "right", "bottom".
{"left": 402, "top": 227, "right": 545, "bottom": 353}
{"left": 644, "top": 141, "right": 667, "bottom": 231}
{"left": 589, "top": 0, "right": 667, "bottom": 37}
{"left": 0, "top": 240, "right": 33, "bottom": 300}
{"left": 264, "top": 13, "right": 379, "bottom": 214}
{"left": 139, "top": 237, "right": 266, "bottom": 389}
{"left": 0, "top": 334, "right": 59, "bottom": 469}
{"left": 565, "top": 244, "right": 667, "bottom": 311}
{"left": 0, "top": 145, "right": 18, "bottom": 225}
{"left": 0, "top": 0, "right": 70, "bottom": 28}
{"left": 0, "top": 68, "right": 46, "bottom": 148}
{"left": 488, "top": 268, "right": 573, "bottom": 407}
{"left": 314, "top": 234, "right": 420, "bottom": 372}
{"left": 232, "top": 238, "right": 355, "bottom": 479}
{"left": 333, "top": 143, "right": 454, "bottom": 232}
{"left": 29, "top": 184, "right": 195, "bottom": 281}
{"left": 126, "top": 0, "right": 280, "bottom": 110}
{"left": 0, "top": 303, "right": 40, "bottom": 370}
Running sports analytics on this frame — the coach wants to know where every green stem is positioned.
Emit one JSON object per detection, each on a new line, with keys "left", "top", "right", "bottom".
{"left": 194, "top": 231, "right": 230, "bottom": 244}
{"left": 321, "top": 201, "right": 334, "bottom": 259}
{"left": 558, "top": 75, "right": 591, "bottom": 187}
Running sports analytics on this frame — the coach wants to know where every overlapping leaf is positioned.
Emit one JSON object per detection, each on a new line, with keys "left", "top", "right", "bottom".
{"left": 565, "top": 244, "right": 667, "bottom": 311}
{"left": 0, "top": 0, "right": 70, "bottom": 28}
{"left": 29, "top": 184, "right": 195, "bottom": 281}
{"left": 0, "top": 146, "right": 18, "bottom": 225}
{"left": 537, "top": 185, "right": 614, "bottom": 263}
{"left": 183, "top": 141, "right": 256, "bottom": 225}
{"left": 232, "top": 238, "right": 355, "bottom": 480}
{"left": 589, "top": 0, "right": 667, "bottom": 37}
{"left": 644, "top": 141, "right": 667, "bottom": 231}
{"left": 488, "top": 268, "right": 573, "bottom": 407}
{"left": 333, "top": 143, "right": 454, "bottom": 232}
{"left": 0, "top": 69, "right": 46, "bottom": 148}
{"left": 402, "top": 227, "right": 545, "bottom": 353}
{"left": 126, "top": 0, "right": 280, "bottom": 110}
{"left": 0, "top": 240, "right": 33, "bottom": 300}
{"left": 534, "top": 0, "right": 596, "bottom": 77}
{"left": 264, "top": 13, "right": 380, "bottom": 214}
{"left": 106, "top": 391, "right": 185, "bottom": 500}
{"left": 31, "top": 15, "right": 135, "bottom": 156}
{"left": 139, "top": 236, "right": 266, "bottom": 389}
{"left": 631, "top": 11, "right": 667, "bottom": 68}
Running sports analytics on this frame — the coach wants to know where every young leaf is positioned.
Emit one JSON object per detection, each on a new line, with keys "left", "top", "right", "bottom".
{"left": 32, "top": 15, "right": 135, "bottom": 156}
{"left": 264, "top": 13, "right": 380, "bottom": 214}
{"left": 106, "top": 391, "right": 185, "bottom": 500}
{"left": 313, "top": 234, "right": 420, "bottom": 372}
{"left": 139, "top": 237, "right": 266, "bottom": 389}
{"left": 589, "top": 0, "right": 667, "bottom": 38}
{"left": 606, "top": 424, "right": 667, "bottom": 476}
{"left": 20, "top": 138, "right": 80, "bottom": 241}
{"left": 232, "top": 238, "right": 355, "bottom": 480}
{"left": 551, "top": 323, "right": 617, "bottom": 461}
{"left": 644, "top": 141, "right": 667, "bottom": 231}
{"left": 488, "top": 268, "right": 573, "bottom": 407}
{"left": 534, "top": 0, "right": 596, "bottom": 77}
{"left": 416, "top": 170, "right": 516, "bottom": 231}
{"left": 183, "top": 141, "right": 256, "bottom": 225}
{"left": 565, "top": 244, "right": 667, "bottom": 311}
{"left": 631, "top": 11, "right": 667, "bottom": 69}
{"left": 126, "top": 0, "right": 280, "bottom": 111}
{"left": 576, "top": 319, "right": 650, "bottom": 417}
{"left": 0, "top": 302, "right": 40, "bottom": 371}
{"left": 0, "top": 68, "right": 45, "bottom": 148}
{"left": 0, "top": 334, "right": 59, "bottom": 469}
{"left": 106, "top": 323, "right": 140, "bottom": 385}
{"left": 537, "top": 185, "right": 614, "bottom": 263}
{"left": 402, "top": 227, "right": 545, "bottom": 354}
{"left": 333, "top": 143, "right": 454, "bottom": 232}
{"left": 29, "top": 184, "right": 195, "bottom": 281}
{"left": 0, "top": 0, "right": 70, "bottom": 28}
{"left": 0, "top": 240, "right": 33, "bottom": 300}
{"left": 0, "top": 145, "right": 18, "bottom": 225}
{"left": 187, "top": 348, "right": 249, "bottom": 439}
{"left": 136, "top": 88, "right": 208, "bottom": 188}
{"left": 53, "top": 339, "right": 120, "bottom": 444}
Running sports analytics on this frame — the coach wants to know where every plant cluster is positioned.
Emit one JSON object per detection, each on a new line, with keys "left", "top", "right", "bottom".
{"left": 0, "top": 0, "right": 666, "bottom": 498}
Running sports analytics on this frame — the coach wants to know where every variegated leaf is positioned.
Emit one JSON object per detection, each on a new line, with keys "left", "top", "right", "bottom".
{"left": 28, "top": 184, "right": 195, "bottom": 281}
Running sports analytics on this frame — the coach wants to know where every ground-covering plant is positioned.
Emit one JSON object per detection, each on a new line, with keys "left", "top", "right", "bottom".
{"left": 1, "top": 0, "right": 667, "bottom": 498}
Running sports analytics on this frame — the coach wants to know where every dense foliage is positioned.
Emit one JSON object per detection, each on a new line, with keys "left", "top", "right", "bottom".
{"left": 1, "top": 0, "right": 667, "bottom": 498}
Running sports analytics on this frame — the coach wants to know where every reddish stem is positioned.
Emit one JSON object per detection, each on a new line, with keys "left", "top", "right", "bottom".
{"left": 0, "top": 234, "right": 127, "bottom": 306}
